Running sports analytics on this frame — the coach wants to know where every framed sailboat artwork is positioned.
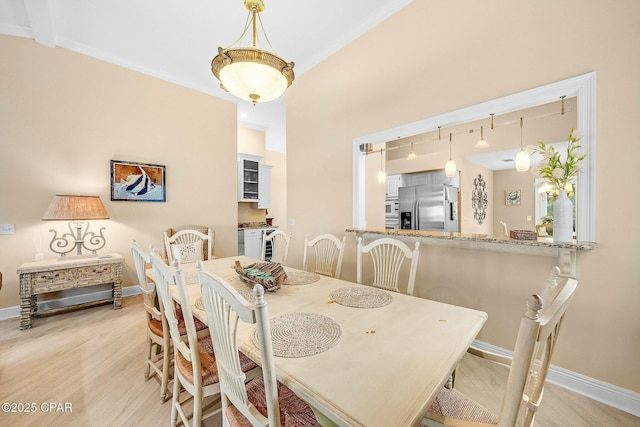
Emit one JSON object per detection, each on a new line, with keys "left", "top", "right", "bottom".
{"left": 110, "top": 160, "right": 166, "bottom": 202}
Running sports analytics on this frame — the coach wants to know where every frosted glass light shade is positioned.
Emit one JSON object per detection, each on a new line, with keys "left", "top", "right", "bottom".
{"left": 445, "top": 159, "right": 456, "bottom": 177}
{"left": 474, "top": 138, "right": 489, "bottom": 149}
{"left": 407, "top": 151, "right": 417, "bottom": 160}
{"left": 212, "top": 47, "right": 295, "bottom": 104}
{"left": 515, "top": 150, "right": 530, "bottom": 172}
{"left": 377, "top": 170, "right": 386, "bottom": 184}
{"left": 219, "top": 61, "right": 287, "bottom": 103}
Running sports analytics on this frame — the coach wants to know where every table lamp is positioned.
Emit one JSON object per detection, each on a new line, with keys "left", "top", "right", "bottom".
{"left": 42, "top": 195, "right": 109, "bottom": 258}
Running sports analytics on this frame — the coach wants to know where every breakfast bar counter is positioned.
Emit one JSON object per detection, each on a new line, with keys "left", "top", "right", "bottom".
{"left": 346, "top": 228, "right": 595, "bottom": 278}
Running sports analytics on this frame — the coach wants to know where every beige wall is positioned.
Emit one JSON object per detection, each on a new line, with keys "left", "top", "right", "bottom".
{"left": 286, "top": 0, "right": 640, "bottom": 393}
{"left": 0, "top": 36, "right": 239, "bottom": 308}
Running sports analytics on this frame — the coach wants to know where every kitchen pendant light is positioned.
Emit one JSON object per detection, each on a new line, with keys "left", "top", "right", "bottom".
{"left": 407, "top": 142, "right": 417, "bottom": 160}
{"left": 211, "top": 0, "right": 295, "bottom": 105}
{"left": 445, "top": 133, "right": 456, "bottom": 178}
{"left": 515, "top": 117, "right": 530, "bottom": 172}
{"left": 474, "top": 125, "right": 489, "bottom": 149}
{"left": 377, "top": 149, "right": 386, "bottom": 184}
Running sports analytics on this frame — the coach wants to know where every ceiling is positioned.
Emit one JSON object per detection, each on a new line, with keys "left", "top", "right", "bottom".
{"left": 0, "top": 0, "right": 413, "bottom": 151}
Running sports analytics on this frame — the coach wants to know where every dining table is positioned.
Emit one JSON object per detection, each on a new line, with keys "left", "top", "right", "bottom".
{"left": 153, "top": 256, "right": 488, "bottom": 427}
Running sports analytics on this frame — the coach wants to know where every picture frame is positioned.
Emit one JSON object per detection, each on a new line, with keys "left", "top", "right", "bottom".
{"left": 505, "top": 189, "right": 521, "bottom": 206}
{"left": 110, "top": 160, "right": 166, "bottom": 202}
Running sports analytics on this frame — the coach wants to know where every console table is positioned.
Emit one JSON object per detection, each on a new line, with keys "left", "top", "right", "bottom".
{"left": 17, "top": 253, "right": 124, "bottom": 330}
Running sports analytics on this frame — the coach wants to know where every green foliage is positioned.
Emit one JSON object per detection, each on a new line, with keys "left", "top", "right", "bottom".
{"left": 534, "top": 128, "right": 586, "bottom": 191}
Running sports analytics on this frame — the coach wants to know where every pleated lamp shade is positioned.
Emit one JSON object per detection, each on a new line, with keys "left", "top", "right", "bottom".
{"left": 42, "top": 195, "right": 109, "bottom": 221}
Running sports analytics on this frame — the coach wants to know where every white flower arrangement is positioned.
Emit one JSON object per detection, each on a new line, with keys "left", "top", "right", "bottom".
{"left": 533, "top": 129, "right": 586, "bottom": 193}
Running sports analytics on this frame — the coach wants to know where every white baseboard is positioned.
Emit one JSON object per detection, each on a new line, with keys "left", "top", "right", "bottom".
{"left": 0, "top": 286, "right": 142, "bottom": 320}
{"left": 472, "top": 340, "right": 640, "bottom": 417}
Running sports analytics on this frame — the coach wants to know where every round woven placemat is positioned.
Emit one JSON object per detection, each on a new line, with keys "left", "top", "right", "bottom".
{"left": 252, "top": 312, "right": 341, "bottom": 358}
{"left": 283, "top": 271, "right": 321, "bottom": 285}
{"left": 194, "top": 288, "right": 256, "bottom": 311}
{"left": 330, "top": 286, "right": 393, "bottom": 308}
{"left": 183, "top": 271, "right": 199, "bottom": 285}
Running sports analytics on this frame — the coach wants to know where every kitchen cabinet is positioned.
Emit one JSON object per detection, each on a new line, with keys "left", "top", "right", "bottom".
{"left": 385, "top": 174, "right": 405, "bottom": 198}
{"left": 257, "top": 164, "right": 272, "bottom": 209}
{"left": 238, "top": 153, "right": 261, "bottom": 202}
{"left": 238, "top": 228, "right": 277, "bottom": 259}
{"left": 238, "top": 153, "right": 272, "bottom": 206}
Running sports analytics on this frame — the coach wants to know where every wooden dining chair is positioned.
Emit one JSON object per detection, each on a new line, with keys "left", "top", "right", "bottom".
{"left": 197, "top": 265, "right": 320, "bottom": 427}
{"left": 421, "top": 267, "right": 578, "bottom": 427}
{"left": 163, "top": 226, "right": 214, "bottom": 264}
{"left": 150, "top": 250, "right": 244, "bottom": 426}
{"left": 261, "top": 229, "right": 291, "bottom": 264}
{"left": 356, "top": 237, "right": 420, "bottom": 296}
{"left": 131, "top": 241, "right": 171, "bottom": 402}
{"left": 302, "top": 234, "right": 346, "bottom": 279}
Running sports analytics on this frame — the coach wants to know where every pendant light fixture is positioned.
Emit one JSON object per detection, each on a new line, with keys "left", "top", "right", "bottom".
{"left": 211, "top": 0, "right": 295, "bottom": 105}
{"left": 474, "top": 125, "right": 489, "bottom": 148}
{"left": 515, "top": 117, "right": 530, "bottom": 172}
{"left": 377, "top": 149, "right": 386, "bottom": 184}
{"left": 407, "top": 142, "right": 417, "bottom": 160}
{"left": 445, "top": 133, "right": 456, "bottom": 177}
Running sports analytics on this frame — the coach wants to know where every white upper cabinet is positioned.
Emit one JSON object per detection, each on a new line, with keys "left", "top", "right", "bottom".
{"left": 257, "top": 164, "right": 272, "bottom": 209}
{"left": 238, "top": 153, "right": 261, "bottom": 202}
{"left": 238, "top": 153, "right": 272, "bottom": 207}
{"left": 385, "top": 174, "right": 405, "bottom": 198}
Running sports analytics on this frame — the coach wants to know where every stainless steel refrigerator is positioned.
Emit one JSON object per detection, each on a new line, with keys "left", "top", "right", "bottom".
{"left": 399, "top": 184, "right": 459, "bottom": 232}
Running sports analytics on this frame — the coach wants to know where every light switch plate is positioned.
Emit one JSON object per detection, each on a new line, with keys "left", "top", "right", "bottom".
{"left": 0, "top": 224, "right": 15, "bottom": 234}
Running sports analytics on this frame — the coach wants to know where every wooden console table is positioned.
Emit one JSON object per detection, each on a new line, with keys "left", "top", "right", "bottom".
{"left": 17, "top": 253, "right": 124, "bottom": 330}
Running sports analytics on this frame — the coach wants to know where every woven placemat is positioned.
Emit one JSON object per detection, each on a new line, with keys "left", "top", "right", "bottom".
{"left": 194, "top": 288, "right": 256, "bottom": 311}
{"left": 283, "top": 271, "right": 321, "bottom": 285}
{"left": 183, "top": 271, "right": 199, "bottom": 285}
{"left": 252, "top": 312, "right": 341, "bottom": 358}
{"left": 330, "top": 286, "right": 393, "bottom": 308}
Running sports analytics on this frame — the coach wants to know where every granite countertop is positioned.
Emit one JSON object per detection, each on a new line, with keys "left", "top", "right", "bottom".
{"left": 346, "top": 228, "right": 596, "bottom": 251}
{"left": 238, "top": 222, "right": 279, "bottom": 230}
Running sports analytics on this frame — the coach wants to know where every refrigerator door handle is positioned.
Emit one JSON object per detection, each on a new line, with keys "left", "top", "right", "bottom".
{"left": 414, "top": 200, "right": 419, "bottom": 230}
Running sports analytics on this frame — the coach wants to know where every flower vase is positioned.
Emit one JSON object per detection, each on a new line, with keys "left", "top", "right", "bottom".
{"left": 553, "top": 190, "right": 573, "bottom": 242}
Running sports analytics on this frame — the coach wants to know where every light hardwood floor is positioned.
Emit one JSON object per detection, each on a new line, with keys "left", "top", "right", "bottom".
{"left": 0, "top": 295, "right": 637, "bottom": 427}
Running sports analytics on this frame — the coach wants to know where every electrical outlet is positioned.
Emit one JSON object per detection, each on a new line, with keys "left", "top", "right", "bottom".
{"left": 527, "top": 216, "right": 532, "bottom": 221}
{"left": 0, "top": 224, "right": 15, "bottom": 234}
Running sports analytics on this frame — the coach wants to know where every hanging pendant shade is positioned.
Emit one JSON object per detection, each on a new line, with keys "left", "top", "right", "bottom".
{"left": 211, "top": 0, "right": 295, "bottom": 105}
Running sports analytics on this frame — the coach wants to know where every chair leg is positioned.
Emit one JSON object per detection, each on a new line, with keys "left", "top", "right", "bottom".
{"left": 144, "top": 336, "right": 152, "bottom": 381}
{"left": 170, "top": 365, "right": 180, "bottom": 427}
{"left": 192, "top": 387, "right": 202, "bottom": 427}
{"left": 160, "top": 342, "right": 170, "bottom": 402}
{"left": 445, "top": 369, "right": 456, "bottom": 389}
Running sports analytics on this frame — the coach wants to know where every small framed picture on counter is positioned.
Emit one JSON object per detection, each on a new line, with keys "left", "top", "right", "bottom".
{"left": 505, "top": 189, "right": 521, "bottom": 206}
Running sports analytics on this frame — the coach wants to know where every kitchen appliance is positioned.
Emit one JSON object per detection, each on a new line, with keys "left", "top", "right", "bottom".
{"left": 399, "top": 184, "right": 459, "bottom": 232}
{"left": 238, "top": 227, "right": 277, "bottom": 259}
{"left": 385, "top": 198, "right": 400, "bottom": 229}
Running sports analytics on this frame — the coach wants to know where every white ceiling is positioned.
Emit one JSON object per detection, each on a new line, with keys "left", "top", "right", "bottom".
{"left": 0, "top": 0, "right": 413, "bottom": 151}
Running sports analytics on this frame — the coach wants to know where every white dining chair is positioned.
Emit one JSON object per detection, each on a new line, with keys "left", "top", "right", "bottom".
{"left": 197, "top": 264, "right": 320, "bottom": 427}
{"left": 302, "top": 234, "right": 346, "bottom": 278}
{"left": 422, "top": 267, "right": 578, "bottom": 427}
{"left": 356, "top": 237, "right": 420, "bottom": 296}
{"left": 163, "top": 226, "right": 214, "bottom": 264}
{"left": 149, "top": 250, "right": 258, "bottom": 426}
{"left": 131, "top": 241, "right": 171, "bottom": 402}
{"left": 261, "top": 229, "right": 291, "bottom": 264}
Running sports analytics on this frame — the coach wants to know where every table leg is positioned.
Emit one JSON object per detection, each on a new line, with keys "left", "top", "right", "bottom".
{"left": 310, "top": 406, "right": 340, "bottom": 427}
{"left": 113, "top": 281, "right": 122, "bottom": 309}
{"left": 20, "top": 297, "right": 32, "bottom": 330}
